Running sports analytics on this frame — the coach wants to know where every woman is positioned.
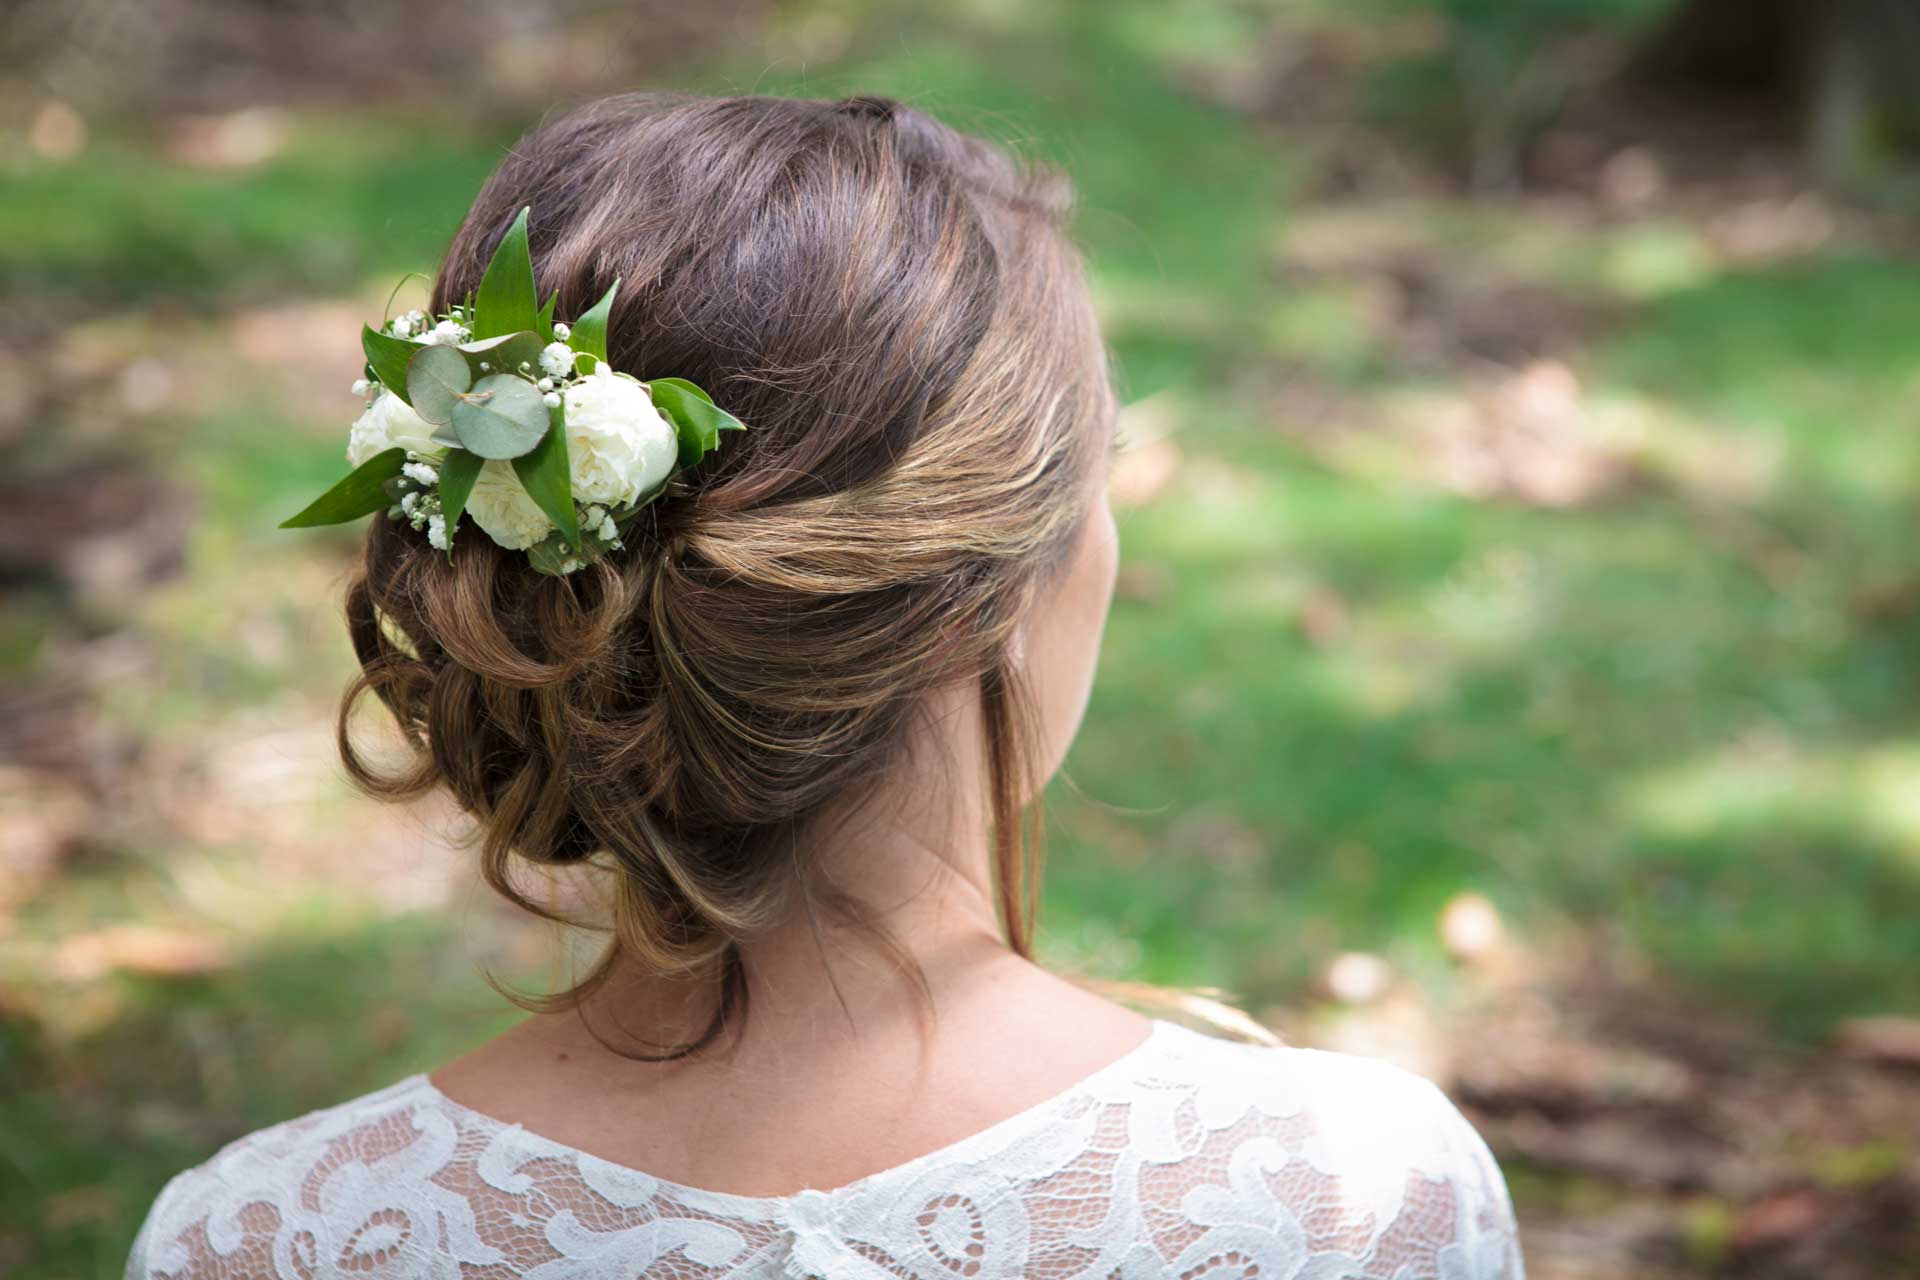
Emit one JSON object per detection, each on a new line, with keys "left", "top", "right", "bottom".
{"left": 126, "top": 91, "right": 1523, "bottom": 1278}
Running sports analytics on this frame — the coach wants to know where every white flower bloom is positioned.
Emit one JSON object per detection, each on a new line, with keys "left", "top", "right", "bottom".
{"left": 543, "top": 392, "right": 561, "bottom": 409}
{"left": 402, "top": 461, "right": 439, "bottom": 486}
{"left": 539, "top": 342, "right": 576, "bottom": 379}
{"left": 553, "top": 323, "right": 571, "bottom": 341}
{"left": 424, "top": 319, "right": 468, "bottom": 346}
{"left": 562, "top": 364, "right": 678, "bottom": 506}
{"left": 400, "top": 491, "right": 418, "bottom": 515}
{"left": 537, "top": 377, "right": 554, "bottom": 392}
{"left": 464, "top": 459, "right": 554, "bottom": 550}
{"left": 427, "top": 514, "right": 450, "bottom": 551}
{"left": 351, "top": 378, "right": 370, "bottom": 396}
{"left": 594, "top": 507, "right": 619, "bottom": 541}
{"left": 347, "top": 389, "right": 445, "bottom": 466}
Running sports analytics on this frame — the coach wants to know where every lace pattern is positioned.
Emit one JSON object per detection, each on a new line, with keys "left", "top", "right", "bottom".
{"left": 125, "top": 1020, "right": 1524, "bottom": 1278}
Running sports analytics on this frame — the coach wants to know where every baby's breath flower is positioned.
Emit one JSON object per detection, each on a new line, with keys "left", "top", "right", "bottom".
{"left": 537, "top": 377, "right": 554, "bottom": 392}
{"left": 351, "top": 378, "right": 370, "bottom": 396}
{"left": 402, "top": 461, "right": 439, "bottom": 486}
{"left": 539, "top": 342, "right": 575, "bottom": 379}
{"left": 423, "top": 319, "right": 469, "bottom": 346}
{"left": 552, "top": 322, "right": 571, "bottom": 341}
{"left": 543, "top": 392, "right": 561, "bottom": 409}
{"left": 427, "top": 514, "right": 449, "bottom": 551}
{"left": 389, "top": 314, "right": 414, "bottom": 338}
{"left": 401, "top": 492, "right": 418, "bottom": 515}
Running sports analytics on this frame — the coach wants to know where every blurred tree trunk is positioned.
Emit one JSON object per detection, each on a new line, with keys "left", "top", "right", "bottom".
{"left": 1636, "top": 0, "right": 1920, "bottom": 185}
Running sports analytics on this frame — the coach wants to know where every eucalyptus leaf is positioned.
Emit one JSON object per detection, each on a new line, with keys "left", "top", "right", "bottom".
{"left": 451, "top": 373, "right": 550, "bottom": 459}
{"left": 405, "top": 344, "right": 472, "bottom": 426}
{"left": 512, "top": 399, "right": 580, "bottom": 547}
{"left": 361, "top": 326, "right": 419, "bottom": 404}
{"left": 457, "top": 331, "right": 544, "bottom": 383}
{"left": 436, "top": 448, "right": 484, "bottom": 559}
{"left": 569, "top": 278, "right": 620, "bottom": 363}
{"left": 649, "top": 376, "right": 745, "bottom": 469}
{"left": 280, "top": 447, "right": 406, "bottom": 528}
{"left": 471, "top": 207, "right": 538, "bottom": 340}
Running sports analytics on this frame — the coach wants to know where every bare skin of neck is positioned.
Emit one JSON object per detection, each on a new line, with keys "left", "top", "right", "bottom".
{"left": 429, "top": 673, "right": 1151, "bottom": 1197}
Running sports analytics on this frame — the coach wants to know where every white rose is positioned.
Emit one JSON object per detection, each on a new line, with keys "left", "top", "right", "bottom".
{"left": 346, "top": 389, "right": 444, "bottom": 466}
{"left": 464, "top": 459, "right": 555, "bottom": 550}
{"left": 562, "top": 366, "right": 678, "bottom": 506}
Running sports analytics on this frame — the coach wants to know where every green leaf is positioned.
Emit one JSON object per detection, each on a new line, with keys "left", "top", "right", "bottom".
{"left": 612, "top": 478, "right": 670, "bottom": 530}
{"left": 280, "top": 447, "right": 407, "bottom": 528}
{"left": 362, "top": 326, "right": 419, "bottom": 404}
{"left": 436, "top": 448, "right": 484, "bottom": 558}
{"left": 511, "top": 398, "right": 579, "bottom": 547}
{"left": 406, "top": 344, "right": 472, "bottom": 426}
{"left": 649, "top": 376, "right": 746, "bottom": 469}
{"left": 451, "top": 373, "right": 550, "bottom": 459}
{"left": 537, "top": 290, "right": 558, "bottom": 342}
{"left": 569, "top": 278, "right": 620, "bottom": 363}
{"left": 457, "top": 331, "right": 545, "bottom": 383}
{"left": 525, "top": 532, "right": 588, "bottom": 577}
{"left": 471, "top": 206, "right": 537, "bottom": 341}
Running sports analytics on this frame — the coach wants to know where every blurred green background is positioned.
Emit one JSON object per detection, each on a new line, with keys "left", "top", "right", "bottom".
{"left": 4, "top": 1, "right": 1919, "bottom": 1276}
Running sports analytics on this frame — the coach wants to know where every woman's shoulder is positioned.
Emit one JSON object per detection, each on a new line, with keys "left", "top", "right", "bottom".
{"left": 123, "top": 1073, "right": 441, "bottom": 1280}
{"left": 1145, "top": 1018, "right": 1503, "bottom": 1161}
{"left": 1114, "top": 1019, "right": 1526, "bottom": 1278}
{"left": 123, "top": 1021, "right": 1525, "bottom": 1279}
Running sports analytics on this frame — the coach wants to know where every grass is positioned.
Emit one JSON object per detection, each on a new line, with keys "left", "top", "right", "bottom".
{"left": 5, "top": 1, "right": 1920, "bottom": 1274}
{"left": 0, "top": 111, "right": 512, "bottom": 313}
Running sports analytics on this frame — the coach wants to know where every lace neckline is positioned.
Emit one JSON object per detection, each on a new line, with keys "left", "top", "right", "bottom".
{"left": 405, "top": 1016, "right": 1178, "bottom": 1215}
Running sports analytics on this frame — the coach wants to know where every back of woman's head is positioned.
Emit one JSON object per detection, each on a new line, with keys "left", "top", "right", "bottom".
{"left": 340, "top": 91, "right": 1116, "bottom": 1055}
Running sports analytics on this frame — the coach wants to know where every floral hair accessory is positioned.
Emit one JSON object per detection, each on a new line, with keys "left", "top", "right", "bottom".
{"left": 281, "top": 207, "right": 745, "bottom": 576}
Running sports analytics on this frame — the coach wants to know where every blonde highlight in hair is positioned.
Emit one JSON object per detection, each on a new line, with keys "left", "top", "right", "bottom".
{"left": 338, "top": 91, "right": 1116, "bottom": 1059}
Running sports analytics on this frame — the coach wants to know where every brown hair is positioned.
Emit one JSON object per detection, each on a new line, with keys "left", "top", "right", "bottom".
{"left": 337, "top": 92, "right": 1118, "bottom": 1059}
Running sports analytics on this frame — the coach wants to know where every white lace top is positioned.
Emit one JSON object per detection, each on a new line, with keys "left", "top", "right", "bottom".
{"left": 125, "top": 1018, "right": 1524, "bottom": 1279}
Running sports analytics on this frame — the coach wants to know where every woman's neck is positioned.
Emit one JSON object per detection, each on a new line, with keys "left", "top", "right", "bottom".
{"left": 571, "top": 675, "right": 1016, "bottom": 1063}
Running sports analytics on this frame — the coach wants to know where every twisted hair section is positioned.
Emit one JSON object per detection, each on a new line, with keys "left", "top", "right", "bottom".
{"left": 338, "top": 92, "right": 1113, "bottom": 1058}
